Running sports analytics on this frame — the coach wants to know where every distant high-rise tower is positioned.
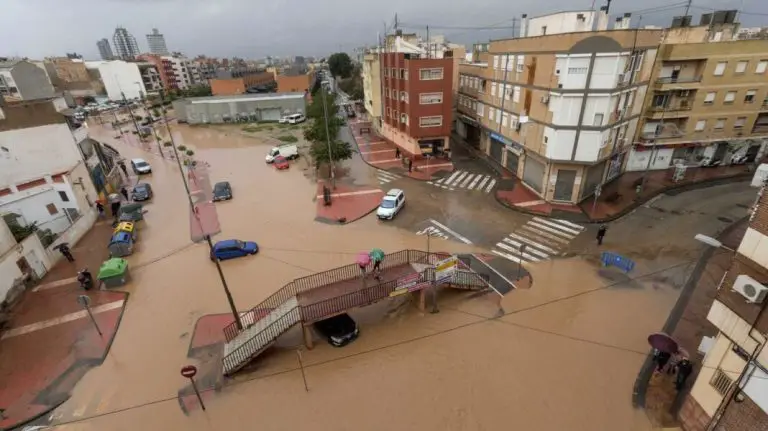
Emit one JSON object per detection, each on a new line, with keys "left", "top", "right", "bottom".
{"left": 97, "top": 38, "right": 114, "bottom": 60}
{"left": 146, "top": 28, "right": 169, "bottom": 56}
{"left": 112, "top": 26, "right": 140, "bottom": 60}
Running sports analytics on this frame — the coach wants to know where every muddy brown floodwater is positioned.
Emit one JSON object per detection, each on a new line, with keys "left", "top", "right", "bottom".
{"left": 45, "top": 123, "right": 680, "bottom": 430}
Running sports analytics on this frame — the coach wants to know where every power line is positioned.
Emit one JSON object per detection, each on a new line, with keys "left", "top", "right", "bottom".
{"left": 690, "top": 4, "right": 768, "bottom": 16}
{"left": 48, "top": 249, "right": 755, "bottom": 429}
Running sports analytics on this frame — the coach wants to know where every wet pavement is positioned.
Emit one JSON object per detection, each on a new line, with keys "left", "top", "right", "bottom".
{"left": 17, "top": 121, "right": 758, "bottom": 431}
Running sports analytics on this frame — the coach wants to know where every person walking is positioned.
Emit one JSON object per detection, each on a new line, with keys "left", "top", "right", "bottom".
{"left": 96, "top": 201, "right": 105, "bottom": 218}
{"left": 395, "top": 147, "right": 400, "bottom": 159}
{"left": 407, "top": 158, "right": 413, "bottom": 173}
{"left": 596, "top": 224, "right": 607, "bottom": 246}
{"left": 58, "top": 244, "right": 75, "bottom": 262}
{"left": 118, "top": 160, "right": 128, "bottom": 177}
{"left": 675, "top": 358, "right": 693, "bottom": 390}
{"left": 654, "top": 350, "right": 671, "bottom": 373}
{"left": 120, "top": 187, "right": 130, "bottom": 202}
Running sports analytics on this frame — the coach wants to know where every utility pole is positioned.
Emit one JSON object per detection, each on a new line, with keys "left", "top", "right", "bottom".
{"left": 159, "top": 89, "right": 242, "bottom": 331}
{"left": 320, "top": 89, "right": 336, "bottom": 189}
{"left": 683, "top": 0, "right": 693, "bottom": 17}
{"left": 426, "top": 26, "right": 430, "bottom": 59}
{"left": 121, "top": 91, "right": 142, "bottom": 140}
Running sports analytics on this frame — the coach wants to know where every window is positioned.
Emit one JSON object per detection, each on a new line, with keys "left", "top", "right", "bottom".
{"left": 568, "top": 67, "right": 588, "bottom": 74}
{"left": 704, "top": 92, "right": 716, "bottom": 104}
{"left": 713, "top": 61, "right": 727, "bottom": 76}
{"left": 512, "top": 86, "right": 520, "bottom": 103}
{"left": 516, "top": 55, "right": 525, "bottom": 73}
{"left": 724, "top": 91, "right": 736, "bottom": 104}
{"left": 495, "top": 109, "right": 501, "bottom": 124}
{"left": 419, "top": 68, "right": 443, "bottom": 80}
{"left": 419, "top": 116, "right": 442, "bottom": 127}
{"left": 489, "top": 107, "right": 495, "bottom": 121}
{"left": 756, "top": 60, "right": 767, "bottom": 74}
{"left": 745, "top": 90, "right": 757, "bottom": 103}
{"left": 735, "top": 117, "right": 746, "bottom": 129}
{"left": 502, "top": 112, "right": 509, "bottom": 127}
{"left": 400, "top": 113, "right": 408, "bottom": 125}
{"left": 493, "top": 55, "right": 500, "bottom": 70}
{"left": 695, "top": 120, "right": 706, "bottom": 131}
{"left": 505, "top": 55, "right": 514, "bottom": 71}
{"left": 477, "top": 103, "right": 484, "bottom": 117}
{"left": 391, "top": 68, "right": 397, "bottom": 77}
{"left": 736, "top": 61, "right": 748, "bottom": 73}
{"left": 710, "top": 368, "right": 733, "bottom": 396}
{"left": 400, "top": 91, "right": 408, "bottom": 103}
{"left": 46, "top": 203, "right": 58, "bottom": 215}
{"left": 386, "top": 107, "right": 391, "bottom": 117}
{"left": 399, "top": 68, "right": 406, "bottom": 79}
{"left": 504, "top": 84, "right": 512, "bottom": 100}
{"left": 715, "top": 118, "right": 726, "bottom": 129}
{"left": 419, "top": 92, "right": 443, "bottom": 104}
{"left": 58, "top": 191, "right": 69, "bottom": 202}
{"left": 593, "top": 113, "right": 604, "bottom": 126}
{"left": 491, "top": 82, "right": 497, "bottom": 97}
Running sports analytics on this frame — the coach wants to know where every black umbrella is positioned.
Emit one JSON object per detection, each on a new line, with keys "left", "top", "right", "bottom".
{"left": 52, "top": 242, "right": 70, "bottom": 251}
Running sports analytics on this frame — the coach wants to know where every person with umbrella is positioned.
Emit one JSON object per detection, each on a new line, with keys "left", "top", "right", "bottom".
{"left": 54, "top": 243, "right": 74, "bottom": 262}
{"left": 356, "top": 252, "right": 371, "bottom": 277}
{"left": 369, "top": 248, "right": 385, "bottom": 280}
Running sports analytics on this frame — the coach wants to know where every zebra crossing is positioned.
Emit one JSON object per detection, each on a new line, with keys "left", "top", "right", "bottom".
{"left": 427, "top": 170, "right": 497, "bottom": 193}
{"left": 377, "top": 170, "right": 402, "bottom": 185}
{"left": 491, "top": 217, "right": 586, "bottom": 265}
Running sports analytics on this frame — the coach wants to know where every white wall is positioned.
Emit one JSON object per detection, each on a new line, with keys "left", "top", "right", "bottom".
{"left": 556, "top": 55, "right": 591, "bottom": 89}
{"left": 581, "top": 95, "right": 613, "bottom": 126}
{"left": 738, "top": 227, "right": 768, "bottom": 269}
{"left": 550, "top": 94, "right": 582, "bottom": 126}
{"left": 574, "top": 130, "right": 609, "bottom": 162}
{"left": 591, "top": 54, "right": 628, "bottom": 89}
{"left": 0, "top": 186, "right": 79, "bottom": 234}
{"left": 626, "top": 147, "right": 673, "bottom": 171}
{"left": 0, "top": 217, "right": 15, "bottom": 256}
{"left": 97, "top": 61, "right": 147, "bottom": 101}
{"left": 544, "top": 127, "right": 576, "bottom": 160}
{"left": 527, "top": 11, "right": 596, "bottom": 37}
{"left": 0, "top": 124, "right": 82, "bottom": 186}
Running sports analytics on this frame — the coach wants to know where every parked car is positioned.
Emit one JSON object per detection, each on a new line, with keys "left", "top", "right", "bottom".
{"left": 131, "top": 183, "right": 153, "bottom": 201}
{"left": 266, "top": 144, "right": 299, "bottom": 163}
{"left": 278, "top": 113, "right": 306, "bottom": 124}
{"left": 131, "top": 158, "right": 152, "bottom": 174}
{"left": 273, "top": 156, "right": 290, "bottom": 170}
{"left": 210, "top": 239, "right": 259, "bottom": 261}
{"left": 212, "top": 181, "right": 233, "bottom": 201}
{"left": 314, "top": 313, "right": 359, "bottom": 347}
{"left": 376, "top": 189, "right": 405, "bottom": 220}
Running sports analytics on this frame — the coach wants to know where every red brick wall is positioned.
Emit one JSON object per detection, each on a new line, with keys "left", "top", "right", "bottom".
{"left": 715, "top": 393, "right": 768, "bottom": 431}
{"left": 210, "top": 78, "right": 246, "bottom": 96}
{"left": 16, "top": 178, "right": 46, "bottom": 191}
{"left": 750, "top": 188, "right": 768, "bottom": 238}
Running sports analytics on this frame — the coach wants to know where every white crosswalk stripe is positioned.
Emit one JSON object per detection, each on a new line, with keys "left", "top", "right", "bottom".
{"left": 427, "top": 170, "right": 497, "bottom": 194}
{"left": 491, "top": 218, "right": 586, "bottom": 266}
{"left": 377, "top": 170, "right": 402, "bottom": 185}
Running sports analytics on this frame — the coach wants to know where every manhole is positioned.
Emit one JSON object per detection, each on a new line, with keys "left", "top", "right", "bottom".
{"left": 718, "top": 216, "right": 734, "bottom": 223}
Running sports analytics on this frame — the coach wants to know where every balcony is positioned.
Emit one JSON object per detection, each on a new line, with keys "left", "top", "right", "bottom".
{"left": 640, "top": 121, "right": 687, "bottom": 141}
{"left": 655, "top": 75, "right": 702, "bottom": 90}
{"left": 457, "top": 104, "right": 478, "bottom": 120}
{"left": 645, "top": 103, "right": 693, "bottom": 119}
{"left": 459, "top": 85, "right": 479, "bottom": 99}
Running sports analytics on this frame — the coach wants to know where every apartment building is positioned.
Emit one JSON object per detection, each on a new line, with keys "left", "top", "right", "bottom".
{"left": 112, "top": 26, "right": 140, "bottom": 60}
{"left": 632, "top": 16, "right": 768, "bottom": 172}
{"left": 146, "top": 28, "right": 170, "bottom": 56}
{"left": 362, "top": 52, "right": 382, "bottom": 123}
{"left": 457, "top": 10, "right": 660, "bottom": 203}
{"left": 88, "top": 60, "right": 152, "bottom": 100}
{"left": 97, "top": 38, "right": 114, "bottom": 61}
{"left": 0, "top": 59, "right": 56, "bottom": 101}
{"left": 380, "top": 35, "right": 455, "bottom": 156}
{"left": 677, "top": 181, "right": 768, "bottom": 431}
{"left": 276, "top": 68, "right": 315, "bottom": 94}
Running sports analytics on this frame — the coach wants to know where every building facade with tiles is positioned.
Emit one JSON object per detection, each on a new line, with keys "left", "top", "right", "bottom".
{"left": 679, "top": 180, "right": 768, "bottom": 430}
{"left": 457, "top": 10, "right": 661, "bottom": 204}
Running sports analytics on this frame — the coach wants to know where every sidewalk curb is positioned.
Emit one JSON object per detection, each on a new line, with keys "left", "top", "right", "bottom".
{"left": 315, "top": 203, "right": 380, "bottom": 225}
{"left": 631, "top": 216, "right": 748, "bottom": 410}
{"left": 347, "top": 122, "right": 451, "bottom": 182}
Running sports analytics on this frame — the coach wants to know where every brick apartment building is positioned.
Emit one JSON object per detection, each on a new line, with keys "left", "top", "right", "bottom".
{"left": 211, "top": 71, "right": 275, "bottom": 96}
{"left": 677, "top": 178, "right": 768, "bottom": 430}
{"left": 276, "top": 69, "right": 315, "bottom": 94}
{"left": 380, "top": 49, "right": 454, "bottom": 157}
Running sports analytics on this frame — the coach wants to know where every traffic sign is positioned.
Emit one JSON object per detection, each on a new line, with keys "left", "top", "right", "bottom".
{"left": 180, "top": 365, "right": 198, "bottom": 378}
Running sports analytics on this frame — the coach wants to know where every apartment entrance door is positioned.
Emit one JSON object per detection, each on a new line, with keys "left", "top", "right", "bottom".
{"left": 553, "top": 169, "right": 577, "bottom": 202}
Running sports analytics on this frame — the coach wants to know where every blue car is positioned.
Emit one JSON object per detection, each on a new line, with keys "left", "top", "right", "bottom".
{"left": 210, "top": 239, "right": 259, "bottom": 261}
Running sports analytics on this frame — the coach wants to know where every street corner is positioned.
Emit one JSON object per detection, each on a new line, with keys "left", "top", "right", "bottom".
{"left": 404, "top": 159, "right": 454, "bottom": 181}
{"left": 176, "top": 313, "right": 231, "bottom": 416}
{"left": 0, "top": 291, "right": 127, "bottom": 430}
{"left": 494, "top": 178, "right": 583, "bottom": 219}
{"left": 315, "top": 182, "right": 384, "bottom": 225}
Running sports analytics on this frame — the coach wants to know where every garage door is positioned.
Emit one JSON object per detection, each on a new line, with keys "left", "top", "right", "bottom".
{"left": 261, "top": 108, "right": 281, "bottom": 122}
{"left": 505, "top": 150, "right": 519, "bottom": 175}
{"left": 522, "top": 156, "right": 545, "bottom": 194}
{"left": 490, "top": 138, "right": 504, "bottom": 164}
{"left": 582, "top": 161, "right": 605, "bottom": 200}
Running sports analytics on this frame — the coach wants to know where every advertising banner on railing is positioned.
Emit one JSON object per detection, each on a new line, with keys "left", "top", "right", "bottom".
{"left": 390, "top": 273, "right": 419, "bottom": 297}
{"left": 435, "top": 256, "right": 458, "bottom": 283}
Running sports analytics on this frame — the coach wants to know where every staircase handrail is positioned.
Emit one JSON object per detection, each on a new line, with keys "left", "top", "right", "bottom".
{"left": 223, "top": 306, "right": 301, "bottom": 372}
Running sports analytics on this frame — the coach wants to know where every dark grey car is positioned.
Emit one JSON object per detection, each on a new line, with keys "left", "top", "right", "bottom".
{"left": 213, "top": 181, "right": 232, "bottom": 201}
{"left": 131, "top": 183, "right": 153, "bottom": 201}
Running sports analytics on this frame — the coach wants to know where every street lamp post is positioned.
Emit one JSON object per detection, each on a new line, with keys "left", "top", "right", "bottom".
{"left": 425, "top": 231, "right": 440, "bottom": 314}
{"left": 160, "top": 90, "right": 243, "bottom": 331}
{"left": 320, "top": 90, "right": 336, "bottom": 189}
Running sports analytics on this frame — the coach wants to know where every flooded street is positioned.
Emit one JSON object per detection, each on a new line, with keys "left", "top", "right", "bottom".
{"left": 42, "top": 123, "right": 717, "bottom": 430}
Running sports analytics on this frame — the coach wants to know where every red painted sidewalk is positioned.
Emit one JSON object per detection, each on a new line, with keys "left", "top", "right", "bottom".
{"left": 315, "top": 182, "right": 384, "bottom": 224}
{"left": 349, "top": 121, "right": 454, "bottom": 181}
{"left": 0, "top": 221, "right": 128, "bottom": 430}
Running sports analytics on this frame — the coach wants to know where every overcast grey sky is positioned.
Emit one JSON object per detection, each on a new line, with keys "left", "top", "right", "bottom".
{"left": 1, "top": 0, "right": 765, "bottom": 60}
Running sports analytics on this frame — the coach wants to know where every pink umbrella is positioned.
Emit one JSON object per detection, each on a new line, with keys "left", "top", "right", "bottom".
{"left": 356, "top": 252, "right": 371, "bottom": 266}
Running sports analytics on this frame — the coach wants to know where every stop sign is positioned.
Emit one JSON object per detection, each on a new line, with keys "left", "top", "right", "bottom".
{"left": 180, "top": 365, "right": 197, "bottom": 378}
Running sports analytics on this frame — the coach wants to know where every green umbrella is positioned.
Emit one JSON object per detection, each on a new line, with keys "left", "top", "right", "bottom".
{"left": 369, "top": 248, "right": 385, "bottom": 262}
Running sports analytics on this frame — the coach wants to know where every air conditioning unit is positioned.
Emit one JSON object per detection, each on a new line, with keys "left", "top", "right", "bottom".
{"left": 618, "top": 73, "right": 625, "bottom": 83}
{"left": 515, "top": 123, "right": 522, "bottom": 132}
{"left": 541, "top": 95, "right": 550, "bottom": 104}
{"left": 733, "top": 274, "right": 768, "bottom": 303}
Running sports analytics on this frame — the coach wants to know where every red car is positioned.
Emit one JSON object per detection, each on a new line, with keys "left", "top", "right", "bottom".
{"left": 274, "top": 155, "right": 290, "bottom": 170}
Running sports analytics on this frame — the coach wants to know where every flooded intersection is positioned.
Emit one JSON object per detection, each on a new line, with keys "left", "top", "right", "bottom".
{"left": 38, "top": 123, "right": 755, "bottom": 430}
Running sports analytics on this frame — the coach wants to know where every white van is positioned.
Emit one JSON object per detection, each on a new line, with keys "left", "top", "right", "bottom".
{"left": 278, "top": 114, "right": 306, "bottom": 124}
{"left": 265, "top": 145, "right": 299, "bottom": 163}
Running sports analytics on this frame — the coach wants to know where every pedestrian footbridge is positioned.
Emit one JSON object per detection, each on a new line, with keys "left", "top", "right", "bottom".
{"left": 222, "top": 250, "right": 491, "bottom": 375}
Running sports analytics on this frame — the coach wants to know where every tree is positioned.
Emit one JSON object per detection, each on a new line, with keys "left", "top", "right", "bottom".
{"left": 303, "top": 89, "right": 353, "bottom": 167}
{"left": 328, "top": 52, "right": 354, "bottom": 79}
{"left": 305, "top": 89, "right": 339, "bottom": 121}
{"left": 309, "top": 139, "right": 352, "bottom": 167}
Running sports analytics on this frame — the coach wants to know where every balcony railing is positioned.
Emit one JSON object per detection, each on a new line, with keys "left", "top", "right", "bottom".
{"left": 655, "top": 76, "right": 702, "bottom": 85}
{"left": 752, "top": 125, "right": 768, "bottom": 134}
{"left": 646, "top": 104, "right": 693, "bottom": 114}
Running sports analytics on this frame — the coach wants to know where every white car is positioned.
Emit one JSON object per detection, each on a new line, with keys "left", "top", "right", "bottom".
{"left": 131, "top": 158, "right": 152, "bottom": 174}
{"left": 278, "top": 114, "right": 306, "bottom": 124}
{"left": 265, "top": 144, "right": 299, "bottom": 163}
{"left": 377, "top": 189, "right": 405, "bottom": 220}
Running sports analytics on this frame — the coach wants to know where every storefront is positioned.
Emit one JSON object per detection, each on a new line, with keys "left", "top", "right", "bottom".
{"left": 489, "top": 132, "right": 505, "bottom": 164}
{"left": 581, "top": 161, "right": 606, "bottom": 201}
{"left": 457, "top": 115, "right": 482, "bottom": 148}
{"left": 419, "top": 138, "right": 446, "bottom": 157}
{"left": 522, "top": 154, "right": 546, "bottom": 194}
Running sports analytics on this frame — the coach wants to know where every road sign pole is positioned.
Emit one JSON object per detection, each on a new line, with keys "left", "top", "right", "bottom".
{"left": 78, "top": 295, "right": 102, "bottom": 337}
{"left": 591, "top": 184, "right": 602, "bottom": 215}
{"left": 181, "top": 365, "right": 205, "bottom": 411}
{"left": 517, "top": 244, "right": 527, "bottom": 280}
{"left": 296, "top": 350, "right": 309, "bottom": 392}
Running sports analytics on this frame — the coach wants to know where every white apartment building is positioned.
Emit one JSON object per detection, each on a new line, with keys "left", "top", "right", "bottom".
{"left": 457, "top": 10, "right": 661, "bottom": 203}
{"left": 147, "top": 28, "right": 170, "bottom": 56}
{"left": 86, "top": 60, "right": 148, "bottom": 101}
{"left": 164, "top": 56, "right": 193, "bottom": 89}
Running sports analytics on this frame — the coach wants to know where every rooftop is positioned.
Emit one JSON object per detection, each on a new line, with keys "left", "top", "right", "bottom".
{"left": 185, "top": 92, "right": 305, "bottom": 105}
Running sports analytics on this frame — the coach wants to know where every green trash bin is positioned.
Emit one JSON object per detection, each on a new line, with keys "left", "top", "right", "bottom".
{"left": 98, "top": 258, "right": 131, "bottom": 289}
